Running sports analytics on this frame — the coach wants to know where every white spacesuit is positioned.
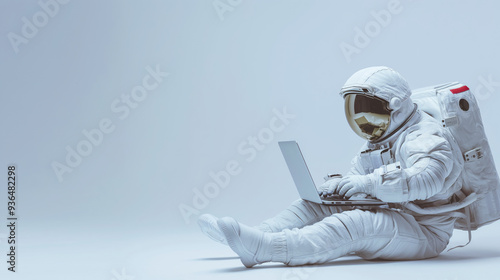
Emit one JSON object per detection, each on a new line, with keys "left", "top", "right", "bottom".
{"left": 198, "top": 66, "right": 467, "bottom": 267}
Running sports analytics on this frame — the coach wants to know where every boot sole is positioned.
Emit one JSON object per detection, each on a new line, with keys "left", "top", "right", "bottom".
{"left": 197, "top": 215, "right": 227, "bottom": 245}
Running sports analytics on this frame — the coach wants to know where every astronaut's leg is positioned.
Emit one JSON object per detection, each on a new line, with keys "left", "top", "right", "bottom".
{"left": 255, "top": 199, "right": 349, "bottom": 232}
{"left": 284, "top": 208, "right": 456, "bottom": 265}
{"left": 198, "top": 199, "right": 348, "bottom": 245}
{"left": 361, "top": 212, "right": 457, "bottom": 260}
{"left": 218, "top": 208, "right": 456, "bottom": 267}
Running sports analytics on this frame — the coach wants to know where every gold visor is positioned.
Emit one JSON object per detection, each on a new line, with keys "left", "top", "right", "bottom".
{"left": 344, "top": 94, "right": 391, "bottom": 141}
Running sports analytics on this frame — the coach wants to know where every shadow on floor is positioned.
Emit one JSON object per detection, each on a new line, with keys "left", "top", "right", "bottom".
{"left": 211, "top": 255, "right": 382, "bottom": 273}
{"left": 207, "top": 248, "right": 500, "bottom": 273}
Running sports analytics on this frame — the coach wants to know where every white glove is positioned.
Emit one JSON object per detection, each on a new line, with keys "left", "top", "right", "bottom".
{"left": 317, "top": 177, "right": 343, "bottom": 197}
{"left": 336, "top": 174, "right": 375, "bottom": 198}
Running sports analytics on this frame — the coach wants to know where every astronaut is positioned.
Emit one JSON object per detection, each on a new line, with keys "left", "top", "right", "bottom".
{"left": 198, "top": 66, "right": 465, "bottom": 267}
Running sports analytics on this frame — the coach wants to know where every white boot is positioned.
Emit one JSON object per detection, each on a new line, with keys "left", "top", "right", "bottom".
{"left": 217, "top": 217, "right": 287, "bottom": 268}
{"left": 197, "top": 214, "right": 228, "bottom": 245}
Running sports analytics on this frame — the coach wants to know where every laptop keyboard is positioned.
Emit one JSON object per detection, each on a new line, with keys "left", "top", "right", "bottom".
{"left": 322, "top": 194, "right": 346, "bottom": 201}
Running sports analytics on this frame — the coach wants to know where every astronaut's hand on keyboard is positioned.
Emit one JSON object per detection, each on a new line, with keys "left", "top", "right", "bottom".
{"left": 317, "top": 177, "right": 342, "bottom": 197}
{"left": 337, "top": 175, "right": 373, "bottom": 198}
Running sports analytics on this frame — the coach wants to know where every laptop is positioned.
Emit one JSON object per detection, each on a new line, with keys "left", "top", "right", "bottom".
{"left": 278, "top": 141, "right": 387, "bottom": 206}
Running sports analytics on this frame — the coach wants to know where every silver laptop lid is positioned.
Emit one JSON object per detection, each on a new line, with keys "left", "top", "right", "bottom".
{"left": 278, "top": 141, "right": 323, "bottom": 204}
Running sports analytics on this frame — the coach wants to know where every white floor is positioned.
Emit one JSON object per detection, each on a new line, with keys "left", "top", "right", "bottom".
{"left": 2, "top": 222, "right": 500, "bottom": 280}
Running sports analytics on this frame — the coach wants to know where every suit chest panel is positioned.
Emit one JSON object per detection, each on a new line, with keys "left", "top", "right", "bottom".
{"left": 359, "top": 146, "right": 395, "bottom": 174}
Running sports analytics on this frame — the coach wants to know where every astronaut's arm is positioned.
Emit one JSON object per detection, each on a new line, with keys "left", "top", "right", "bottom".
{"left": 369, "top": 134, "right": 454, "bottom": 202}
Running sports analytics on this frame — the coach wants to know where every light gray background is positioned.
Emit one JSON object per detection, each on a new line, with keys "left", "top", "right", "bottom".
{"left": 1, "top": 1, "right": 500, "bottom": 279}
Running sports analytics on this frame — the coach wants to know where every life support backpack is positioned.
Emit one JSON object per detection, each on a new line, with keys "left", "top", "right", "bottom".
{"left": 412, "top": 82, "right": 500, "bottom": 230}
